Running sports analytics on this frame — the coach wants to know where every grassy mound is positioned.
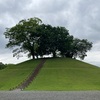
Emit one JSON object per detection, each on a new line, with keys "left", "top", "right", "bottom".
{"left": 0, "top": 59, "right": 40, "bottom": 90}
{"left": 26, "top": 58, "right": 100, "bottom": 91}
{"left": 0, "top": 58, "right": 100, "bottom": 91}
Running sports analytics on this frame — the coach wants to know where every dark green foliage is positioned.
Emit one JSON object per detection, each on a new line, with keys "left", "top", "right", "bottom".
{"left": 0, "top": 62, "right": 6, "bottom": 70}
{"left": 4, "top": 17, "right": 42, "bottom": 59}
{"left": 69, "top": 38, "right": 92, "bottom": 59}
{"left": 4, "top": 17, "right": 92, "bottom": 60}
{"left": 37, "top": 24, "right": 73, "bottom": 58}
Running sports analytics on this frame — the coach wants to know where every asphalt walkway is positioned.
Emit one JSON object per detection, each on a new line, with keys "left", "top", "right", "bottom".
{"left": 0, "top": 91, "right": 100, "bottom": 100}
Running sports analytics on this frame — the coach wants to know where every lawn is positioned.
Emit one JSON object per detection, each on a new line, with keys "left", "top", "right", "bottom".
{"left": 26, "top": 58, "right": 100, "bottom": 91}
{"left": 0, "top": 59, "right": 40, "bottom": 90}
{"left": 0, "top": 58, "right": 100, "bottom": 91}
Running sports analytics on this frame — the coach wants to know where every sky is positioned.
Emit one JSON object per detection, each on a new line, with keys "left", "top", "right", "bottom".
{"left": 0, "top": 0, "right": 100, "bottom": 67}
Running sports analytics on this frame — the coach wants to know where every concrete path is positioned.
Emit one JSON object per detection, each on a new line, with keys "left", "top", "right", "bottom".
{"left": 0, "top": 91, "right": 100, "bottom": 100}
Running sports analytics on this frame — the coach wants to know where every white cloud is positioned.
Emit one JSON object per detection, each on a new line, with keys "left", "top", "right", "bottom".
{"left": 0, "top": 52, "right": 29, "bottom": 64}
{"left": 84, "top": 51, "right": 100, "bottom": 67}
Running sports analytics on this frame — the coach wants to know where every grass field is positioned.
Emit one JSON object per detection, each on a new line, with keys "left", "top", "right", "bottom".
{"left": 0, "top": 58, "right": 100, "bottom": 91}
{"left": 0, "top": 59, "right": 40, "bottom": 90}
{"left": 26, "top": 58, "right": 100, "bottom": 91}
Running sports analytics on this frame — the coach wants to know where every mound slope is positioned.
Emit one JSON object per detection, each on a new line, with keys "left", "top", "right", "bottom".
{"left": 0, "top": 58, "right": 100, "bottom": 91}
{"left": 0, "top": 60, "right": 40, "bottom": 90}
{"left": 26, "top": 58, "right": 100, "bottom": 91}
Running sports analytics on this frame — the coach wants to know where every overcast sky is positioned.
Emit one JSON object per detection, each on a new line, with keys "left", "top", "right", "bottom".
{"left": 0, "top": 0, "right": 100, "bottom": 67}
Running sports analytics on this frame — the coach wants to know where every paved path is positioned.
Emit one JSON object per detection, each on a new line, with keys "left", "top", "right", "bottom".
{"left": 10, "top": 59, "right": 46, "bottom": 90}
{"left": 0, "top": 91, "right": 100, "bottom": 100}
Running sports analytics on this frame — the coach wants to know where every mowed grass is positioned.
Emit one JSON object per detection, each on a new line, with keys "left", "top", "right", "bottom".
{"left": 26, "top": 58, "right": 100, "bottom": 91}
{"left": 0, "top": 59, "right": 40, "bottom": 90}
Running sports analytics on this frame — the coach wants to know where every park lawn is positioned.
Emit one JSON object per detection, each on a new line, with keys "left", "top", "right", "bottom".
{"left": 0, "top": 59, "right": 40, "bottom": 90}
{"left": 26, "top": 58, "right": 100, "bottom": 91}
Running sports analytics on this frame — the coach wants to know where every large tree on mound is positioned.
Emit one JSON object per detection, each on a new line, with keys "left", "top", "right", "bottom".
{"left": 4, "top": 17, "right": 42, "bottom": 59}
{"left": 4, "top": 17, "right": 92, "bottom": 60}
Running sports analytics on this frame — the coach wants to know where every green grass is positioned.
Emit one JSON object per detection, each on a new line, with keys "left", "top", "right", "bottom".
{"left": 0, "top": 58, "right": 100, "bottom": 91}
{"left": 0, "top": 59, "right": 40, "bottom": 90}
{"left": 26, "top": 58, "right": 100, "bottom": 91}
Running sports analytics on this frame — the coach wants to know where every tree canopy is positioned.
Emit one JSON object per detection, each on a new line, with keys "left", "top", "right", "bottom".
{"left": 4, "top": 17, "right": 92, "bottom": 60}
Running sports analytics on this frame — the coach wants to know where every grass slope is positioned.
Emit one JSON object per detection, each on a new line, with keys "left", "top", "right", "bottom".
{"left": 26, "top": 58, "right": 100, "bottom": 91}
{"left": 0, "top": 59, "right": 40, "bottom": 90}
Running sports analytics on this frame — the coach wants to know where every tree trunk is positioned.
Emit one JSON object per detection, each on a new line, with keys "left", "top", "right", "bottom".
{"left": 30, "top": 43, "right": 35, "bottom": 59}
{"left": 31, "top": 49, "right": 35, "bottom": 59}
{"left": 32, "top": 53, "right": 35, "bottom": 59}
{"left": 53, "top": 51, "right": 56, "bottom": 58}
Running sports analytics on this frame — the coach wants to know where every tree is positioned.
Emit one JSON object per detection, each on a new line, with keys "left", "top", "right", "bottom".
{"left": 49, "top": 26, "right": 71, "bottom": 58}
{"left": 66, "top": 38, "right": 93, "bottom": 60}
{"left": 37, "top": 24, "right": 73, "bottom": 58}
{"left": 0, "top": 62, "right": 6, "bottom": 70}
{"left": 4, "top": 17, "right": 42, "bottom": 59}
{"left": 56, "top": 27, "right": 73, "bottom": 57}
{"left": 4, "top": 17, "right": 92, "bottom": 60}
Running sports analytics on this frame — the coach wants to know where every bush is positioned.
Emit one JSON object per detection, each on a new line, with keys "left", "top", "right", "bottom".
{"left": 0, "top": 62, "right": 6, "bottom": 70}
